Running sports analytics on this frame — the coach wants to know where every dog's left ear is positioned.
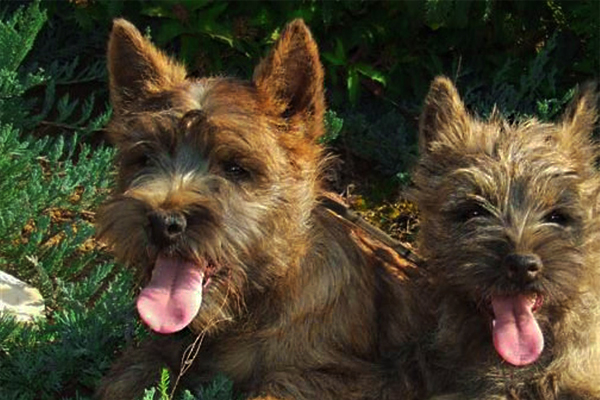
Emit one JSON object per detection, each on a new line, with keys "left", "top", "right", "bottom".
{"left": 558, "top": 82, "right": 598, "bottom": 166}
{"left": 562, "top": 82, "right": 598, "bottom": 138}
{"left": 253, "top": 19, "right": 325, "bottom": 141}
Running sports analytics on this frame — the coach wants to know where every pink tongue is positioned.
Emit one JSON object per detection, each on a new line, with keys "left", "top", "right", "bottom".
{"left": 492, "top": 295, "right": 544, "bottom": 366}
{"left": 136, "top": 255, "right": 204, "bottom": 334}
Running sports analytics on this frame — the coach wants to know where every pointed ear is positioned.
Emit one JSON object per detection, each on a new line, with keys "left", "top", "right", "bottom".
{"left": 419, "top": 76, "right": 470, "bottom": 154}
{"left": 556, "top": 81, "right": 598, "bottom": 167}
{"left": 562, "top": 81, "right": 598, "bottom": 139}
{"left": 253, "top": 19, "right": 325, "bottom": 141}
{"left": 107, "top": 19, "right": 187, "bottom": 113}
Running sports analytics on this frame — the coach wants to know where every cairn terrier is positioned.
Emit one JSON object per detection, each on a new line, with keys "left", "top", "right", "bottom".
{"left": 95, "top": 18, "right": 412, "bottom": 400}
{"left": 388, "top": 76, "right": 600, "bottom": 399}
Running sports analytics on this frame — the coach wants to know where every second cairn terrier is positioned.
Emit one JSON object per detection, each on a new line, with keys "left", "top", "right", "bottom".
{"left": 386, "top": 77, "right": 600, "bottom": 400}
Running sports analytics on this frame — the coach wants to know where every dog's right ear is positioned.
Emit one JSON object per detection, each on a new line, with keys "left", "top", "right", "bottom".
{"left": 419, "top": 76, "right": 470, "bottom": 154}
{"left": 107, "top": 19, "right": 186, "bottom": 113}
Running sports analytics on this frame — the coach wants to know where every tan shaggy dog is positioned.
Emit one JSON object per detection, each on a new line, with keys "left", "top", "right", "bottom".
{"left": 94, "top": 19, "right": 414, "bottom": 400}
{"left": 386, "top": 77, "right": 600, "bottom": 400}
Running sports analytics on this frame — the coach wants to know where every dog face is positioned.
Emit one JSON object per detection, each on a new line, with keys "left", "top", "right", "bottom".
{"left": 413, "top": 77, "right": 600, "bottom": 366}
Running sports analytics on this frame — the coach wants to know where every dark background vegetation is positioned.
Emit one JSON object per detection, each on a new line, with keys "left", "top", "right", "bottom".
{"left": 0, "top": 1, "right": 598, "bottom": 399}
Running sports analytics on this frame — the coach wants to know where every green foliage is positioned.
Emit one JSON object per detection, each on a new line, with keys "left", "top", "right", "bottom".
{"left": 462, "top": 34, "right": 577, "bottom": 121}
{"left": 158, "top": 368, "right": 172, "bottom": 399}
{"left": 321, "top": 110, "right": 344, "bottom": 145}
{"left": 0, "top": 268, "right": 138, "bottom": 400}
{"left": 0, "top": 4, "right": 135, "bottom": 399}
{"left": 0, "top": 1, "right": 46, "bottom": 72}
{"left": 98, "top": 0, "right": 593, "bottom": 109}
{"left": 0, "top": 121, "right": 139, "bottom": 399}
{"left": 0, "top": 126, "right": 114, "bottom": 271}
{"left": 0, "top": 1, "right": 110, "bottom": 134}
{"left": 342, "top": 109, "right": 416, "bottom": 177}
{"left": 142, "top": 368, "right": 175, "bottom": 400}
{"left": 140, "top": 369, "right": 235, "bottom": 400}
{"left": 198, "top": 374, "right": 237, "bottom": 400}
{"left": 0, "top": 1, "right": 46, "bottom": 127}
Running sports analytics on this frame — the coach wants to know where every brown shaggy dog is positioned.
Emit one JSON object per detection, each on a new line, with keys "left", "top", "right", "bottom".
{"left": 387, "top": 77, "right": 600, "bottom": 399}
{"left": 95, "top": 18, "right": 413, "bottom": 400}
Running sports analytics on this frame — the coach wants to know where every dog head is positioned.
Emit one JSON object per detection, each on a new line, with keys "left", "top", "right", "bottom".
{"left": 413, "top": 76, "right": 599, "bottom": 366}
{"left": 97, "top": 19, "right": 325, "bottom": 335}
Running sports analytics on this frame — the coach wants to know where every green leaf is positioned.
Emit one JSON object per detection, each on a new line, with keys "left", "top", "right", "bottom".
{"left": 157, "top": 368, "right": 170, "bottom": 399}
{"left": 355, "top": 63, "right": 387, "bottom": 86}
{"left": 141, "top": 5, "right": 173, "bottom": 18}
{"left": 322, "top": 38, "right": 346, "bottom": 67}
{"left": 321, "top": 110, "right": 344, "bottom": 144}
{"left": 347, "top": 67, "right": 360, "bottom": 106}
{"left": 0, "top": 0, "right": 46, "bottom": 72}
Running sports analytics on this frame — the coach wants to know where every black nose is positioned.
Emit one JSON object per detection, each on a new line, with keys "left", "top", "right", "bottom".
{"left": 148, "top": 210, "right": 187, "bottom": 246}
{"left": 503, "top": 253, "right": 543, "bottom": 283}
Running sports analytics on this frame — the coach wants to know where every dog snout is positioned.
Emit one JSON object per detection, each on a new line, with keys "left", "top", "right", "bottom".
{"left": 503, "top": 253, "right": 543, "bottom": 283}
{"left": 148, "top": 210, "right": 187, "bottom": 246}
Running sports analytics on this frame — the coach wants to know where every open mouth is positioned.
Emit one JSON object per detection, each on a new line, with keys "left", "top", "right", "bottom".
{"left": 136, "top": 253, "right": 219, "bottom": 334}
{"left": 488, "top": 293, "right": 543, "bottom": 314}
{"left": 489, "top": 292, "right": 545, "bottom": 367}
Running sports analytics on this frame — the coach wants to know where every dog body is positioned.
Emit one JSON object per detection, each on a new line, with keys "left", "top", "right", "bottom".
{"left": 388, "top": 77, "right": 600, "bottom": 400}
{"left": 95, "top": 19, "right": 411, "bottom": 400}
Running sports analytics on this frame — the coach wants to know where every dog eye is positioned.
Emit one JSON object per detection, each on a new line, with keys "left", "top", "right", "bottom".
{"left": 134, "top": 152, "right": 155, "bottom": 169}
{"left": 223, "top": 161, "right": 250, "bottom": 181}
{"left": 453, "top": 203, "right": 490, "bottom": 223}
{"left": 123, "top": 151, "right": 151, "bottom": 169}
{"left": 136, "top": 153, "right": 151, "bottom": 167}
{"left": 543, "top": 210, "right": 571, "bottom": 226}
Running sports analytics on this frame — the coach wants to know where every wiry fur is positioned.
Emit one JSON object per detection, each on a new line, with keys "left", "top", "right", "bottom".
{"left": 95, "top": 19, "right": 410, "bottom": 400}
{"left": 387, "top": 76, "right": 600, "bottom": 399}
